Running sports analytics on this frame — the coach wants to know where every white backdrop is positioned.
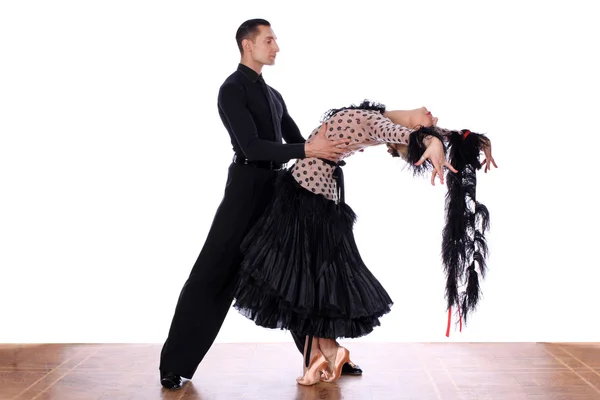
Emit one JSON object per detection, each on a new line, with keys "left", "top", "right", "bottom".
{"left": 1, "top": 0, "right": 599, "bottom": 344}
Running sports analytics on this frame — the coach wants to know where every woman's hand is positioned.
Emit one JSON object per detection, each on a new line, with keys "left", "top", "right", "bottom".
{"left": 414, "top": 136, "right": 458, "bottom": 185}
{"left": 481, "top": 139, "right": 498, "bottom": 173}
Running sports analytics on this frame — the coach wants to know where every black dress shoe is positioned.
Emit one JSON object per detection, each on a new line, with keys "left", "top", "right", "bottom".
{"left": 160, "top": 372, "right": 182, "bottom": 390}
{"left": 341, "top": 362, "right": 363, "bottom": 375}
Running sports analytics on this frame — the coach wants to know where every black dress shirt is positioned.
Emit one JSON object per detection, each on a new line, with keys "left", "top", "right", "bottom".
{"left": 217, "top": 63, "right": 306, "bottom": 163}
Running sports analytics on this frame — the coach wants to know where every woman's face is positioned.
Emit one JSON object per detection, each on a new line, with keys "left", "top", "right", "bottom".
{"left": 412, "top": 107, "right": 438, "bottom": 128}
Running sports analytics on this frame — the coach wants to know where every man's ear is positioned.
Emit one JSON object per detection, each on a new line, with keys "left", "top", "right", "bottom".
{"left": 242, "top": 38, "right": 252, "bottom": 52}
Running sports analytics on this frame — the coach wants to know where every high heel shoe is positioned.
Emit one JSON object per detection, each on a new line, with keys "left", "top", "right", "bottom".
{"left": 321, "top": 346, "right": 350, "bottom": 383}
{"left": 296, "top": 350, "right": 329, "bottom": 386}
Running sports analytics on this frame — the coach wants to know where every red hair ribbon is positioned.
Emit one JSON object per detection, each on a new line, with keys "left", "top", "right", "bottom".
{"left": 445, "top": 270, "right": 464, "bottom": 337}
{"left": 445, "top": 307, "right": 464, "bottom": 337}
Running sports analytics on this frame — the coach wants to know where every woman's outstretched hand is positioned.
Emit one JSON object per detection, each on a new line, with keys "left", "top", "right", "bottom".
{"left": 481, "top": 139, "right": 498, "bottom": 173}
{"left": 414, "top": 136, "right": 458, "bottom": 186}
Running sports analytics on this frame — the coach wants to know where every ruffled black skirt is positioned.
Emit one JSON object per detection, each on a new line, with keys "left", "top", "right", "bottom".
{"left": 232, "top": 169, "right": 393, "bottom": 339}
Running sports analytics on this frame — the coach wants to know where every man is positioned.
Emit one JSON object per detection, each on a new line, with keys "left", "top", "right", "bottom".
{"left": 159, "top": 18, "right": 361, "bottom": 390}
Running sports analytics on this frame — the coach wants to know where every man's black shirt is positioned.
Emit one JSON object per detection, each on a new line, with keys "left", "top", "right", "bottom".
{"left": 217, "top": 63, "right": 306, "bottom": 163}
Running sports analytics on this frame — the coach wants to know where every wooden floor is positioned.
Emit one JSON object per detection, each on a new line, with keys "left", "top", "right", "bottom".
{"left": 1, "top": 343, "right": 600, "bottom": 399}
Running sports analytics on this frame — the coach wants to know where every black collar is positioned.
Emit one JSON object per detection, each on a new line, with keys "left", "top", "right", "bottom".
{"left": 237, "top": 63, "right": 262, "bottom": 83}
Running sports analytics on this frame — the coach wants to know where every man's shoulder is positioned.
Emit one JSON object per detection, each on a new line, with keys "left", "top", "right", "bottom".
{"left": 218, "top": 71, "right": 246, "bottom": 100}
{"left": 220, "top": 70, "right": 245, "bottom": 87}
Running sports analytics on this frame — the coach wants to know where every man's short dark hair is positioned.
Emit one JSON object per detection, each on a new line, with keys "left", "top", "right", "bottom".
{"left": 235, "top": 19, "right": 271, "bottom": 55}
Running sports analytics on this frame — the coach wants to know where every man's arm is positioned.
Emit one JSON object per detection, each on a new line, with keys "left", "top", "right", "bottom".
{"left": 274, "top": 90, "right": 305, "bottom": 144}
{"left": 218, "top": 82, "right": 305, "bottom": 163}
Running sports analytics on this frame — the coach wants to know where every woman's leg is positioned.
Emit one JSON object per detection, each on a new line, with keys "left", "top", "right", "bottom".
{"left": 317, "top": 338, "right": 338, "bottom": 362}
{"left": 302, "top": 336, "right": 319, "bottom": 370}
{"left": 317, "top": 338, "right": 351, "bottom": 383}
{"left": 297, "top": 335, "right": 329, "bottom": 385}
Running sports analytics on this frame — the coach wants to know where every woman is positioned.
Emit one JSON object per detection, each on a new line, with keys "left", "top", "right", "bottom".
{"left": 232, "top": 100, "right": 496, "bottom": 385}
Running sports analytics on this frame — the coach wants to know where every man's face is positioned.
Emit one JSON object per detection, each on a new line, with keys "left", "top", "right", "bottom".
{"left": 245, "top": 25, "right": 280, "bottom": 66}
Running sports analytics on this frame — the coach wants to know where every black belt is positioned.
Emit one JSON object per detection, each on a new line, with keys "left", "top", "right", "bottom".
{"left": 321, "top": 159, "right": 346, "bottom": 203}
{"left": 233, "top": 154, "right": 286, "bottom": 171}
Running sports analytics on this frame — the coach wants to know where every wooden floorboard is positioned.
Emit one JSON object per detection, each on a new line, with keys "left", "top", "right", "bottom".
{"left": 1, "top": 342, "right": 600, "bottom": 399}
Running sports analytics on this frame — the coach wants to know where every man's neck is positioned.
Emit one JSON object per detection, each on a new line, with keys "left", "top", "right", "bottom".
{"left": 240, "top": 58, "right": 263, "bottom": 76}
